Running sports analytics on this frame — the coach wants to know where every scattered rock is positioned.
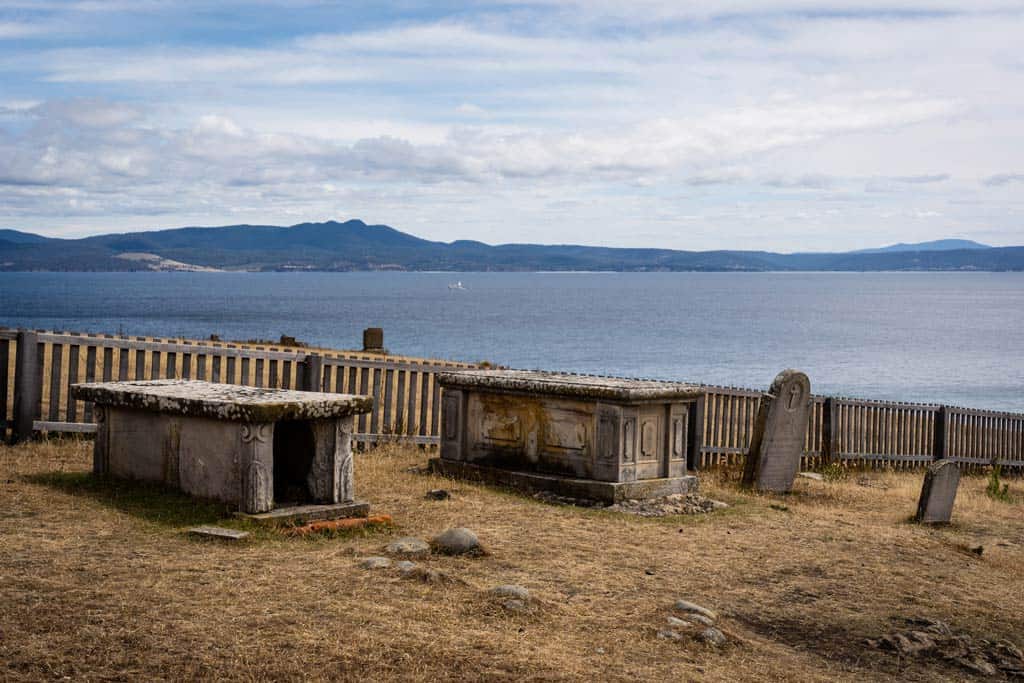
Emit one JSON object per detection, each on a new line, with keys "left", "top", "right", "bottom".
{"left": 867, "top": 617, "right": 1024, "bottom": 678}
{"left": 608, "top": 493, "right": 729, "bottom": 517}
{"left": 595, "top": 647, "right": 606, "bottom": 655}
{"left": 401, "top": 566, "right": 465, "bottom": 585}
{"left": 769, "top": 504, "right": 789, "bottom": 512}
{"left": 645, "top": 568, "right": 656, "bottom": 575}
{"left": 187, "top": 526, "right": 249, "bottom": 541}
{"left": 385, "top": 536, "right": 431, "bottom": 558}
{"left": 657, "top": 629, "right": 684, "bottom": 641}
{"left": 797, "top": 471, "right": 824, "bottom": 481}
{"left": 393, "top": 560, "right": 417, "bottom": 574}
{"left": 667, "top": 616, "right": 693, "bottom": 628}
{"left": 432, "top": 527, "right": 482, "bottom": 555}
{"left": 532, "top": 491, "right": 604, "bottom": 508}
{"left": 490, "top": 585, "right": 530, "bottom": 601}
{"left": 425, "top": 489, "right": 451, "bottom": 500}
{"left": 673, "top": 600, "right": 718, "bottom": 622}
{"left": 698, "top": 627, "right": 728, "bottom": 647}
{"left": 687, "top": 613, "right": 716, "bottom": 627}
{"left": 502, "top": 599, "right": 529, "bottom": 613}
{"left": 359, "top": 556, "right": 392, "bottom": 570}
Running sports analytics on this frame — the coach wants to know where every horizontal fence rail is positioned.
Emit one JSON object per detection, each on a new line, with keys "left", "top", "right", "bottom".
{"left": 4, "top": 327, "right": 1023, "bottom": 470}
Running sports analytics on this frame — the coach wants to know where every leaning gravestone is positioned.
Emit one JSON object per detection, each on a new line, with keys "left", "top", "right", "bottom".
{"left": 742, "top": 369, "right": 812, "bottom": 493}
{"left": 915, "top": 459, "right": 961, "bottom": 524}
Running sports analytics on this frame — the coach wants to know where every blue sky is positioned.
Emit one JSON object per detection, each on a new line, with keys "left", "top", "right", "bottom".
{"left": 1, "top": 1, "right": 1022, "bottom": 251}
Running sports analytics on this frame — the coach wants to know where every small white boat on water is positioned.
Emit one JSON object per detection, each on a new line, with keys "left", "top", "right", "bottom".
{"left": 448, "top": 281, "right": 467, "bottom": 290}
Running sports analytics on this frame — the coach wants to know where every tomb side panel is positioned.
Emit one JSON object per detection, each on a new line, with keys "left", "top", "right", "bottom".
{"left": 106, "top": 408, "right": 173, "bottom": 483}
{"left": 177, "top": 416, "right": 247, "bottom": 504}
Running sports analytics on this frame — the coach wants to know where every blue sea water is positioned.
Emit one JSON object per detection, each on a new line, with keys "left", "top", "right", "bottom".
{"left": 1, "top": 271, "right": 1022, "bottom": 411}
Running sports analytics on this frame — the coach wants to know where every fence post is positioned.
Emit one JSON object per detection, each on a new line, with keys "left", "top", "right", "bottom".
{"left": 687, "top": 392, "right": 706, "bottom": 471}
{"left": 822, "top": 397, "right": 836, "bottom": 464}
{"left": 933, "top": 405, "right": 947, "bottom": 460}
{"left": 12, "top": 330, "right": 41, "bottom": 443}
{"left": 302, "top": 354, "right": 324, "bottom": 392}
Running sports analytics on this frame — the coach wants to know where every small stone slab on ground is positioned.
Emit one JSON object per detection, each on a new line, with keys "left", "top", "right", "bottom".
{"left": 490, "top": 585, "right": 530, "bottom": 601}
{"left": 425, "top": 489, "right": 451, "bottom": 500}
{"left": 188, "top": 526, "right": 249, "bottom": 541}
{"left": 360, "top": 556, "right": 392, "bottom": 570}
{"left": 673, "top": 600, "right": 718, "bottom": 622}
{"left": 797, "top": 471, "right": 824, "bottom": 481}
{"left": 236, "top": 501, "right": 370, "bottom": 527}
{"left": 385, "top": 536, "right": 431, "bottom": 558}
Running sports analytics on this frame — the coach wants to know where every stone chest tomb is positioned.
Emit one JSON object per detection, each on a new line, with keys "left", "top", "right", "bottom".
{"left": 72, "top": 380, "right": 373, "bottom": 516}
{"left": 432, "top": 370, "right": 703, "bottom": 502}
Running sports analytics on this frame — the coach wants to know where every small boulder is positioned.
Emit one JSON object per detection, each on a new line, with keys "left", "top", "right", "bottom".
{"left": 657, "top": 629, "right": 684, "bottom": 641}
{"left": 490, "top": 585, "right": 530, "bottom": 601}
{"left": 393, "top": 560, "right": 417, "bottom": 574}
{"left": 432, "top": 527, "right": 481, "bottom": 555}
{"left": 798, "top": 472, "right": 824, "bottom": 482}
{"left": 673, "top": 600, "right": 718, "bottom": 622}
{"left": 698, "top": 627, "right": 728, "bottom": 647}
{"left": 502, "top": 599, "right": 529, "bottom": 613}
{"left": 426, "top": 489, "right": 451, "bottom": 500}
{"left": 666, "top": 616, "right": 693, "bottom": 628}
{"left": 359, "top": 556, "right": 392, "bottom": 570}
{"left": 385, "top": 536, "right": 431, "bottom": 558}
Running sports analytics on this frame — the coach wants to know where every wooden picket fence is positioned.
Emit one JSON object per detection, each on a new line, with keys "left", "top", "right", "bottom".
{"left": 0, "top": 328, "right": 476, "bottom": 447}
{"left": 3, "top": 326, "right": 1023, "bottom": 469}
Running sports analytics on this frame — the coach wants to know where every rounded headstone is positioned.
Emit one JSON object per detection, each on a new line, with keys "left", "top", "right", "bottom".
{"left": 432, "top": 527, "right": 481, "bottom": 555}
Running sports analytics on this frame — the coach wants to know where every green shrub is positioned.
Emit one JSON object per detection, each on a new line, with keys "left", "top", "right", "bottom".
{"left": 986, "top": 464, "right": 1011, "bottom": 502}
{"left": 822, "top": 462, "right": 847, "bottom": 482}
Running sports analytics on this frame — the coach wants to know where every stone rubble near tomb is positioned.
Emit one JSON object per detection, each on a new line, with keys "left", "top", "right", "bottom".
{"left": 608, "top": 494, "right": 729, "bottom": 517}
{"left": 531, "top": 490, "right": 728, "bottom": 516}
{"left": 867, "top": 617, "right": 1024, "bottom": 678}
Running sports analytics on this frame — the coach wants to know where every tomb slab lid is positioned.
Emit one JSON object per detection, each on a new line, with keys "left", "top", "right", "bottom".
{"left": 437, "top": 370, "right": 703, "bottom": 402}
{"left": 72, "top": 379, "right": 373, "bottom": 423}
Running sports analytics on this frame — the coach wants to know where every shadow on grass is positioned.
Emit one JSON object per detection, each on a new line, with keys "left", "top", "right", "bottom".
{"left": 25, "top": 471, "right": 235, "bottom": 528}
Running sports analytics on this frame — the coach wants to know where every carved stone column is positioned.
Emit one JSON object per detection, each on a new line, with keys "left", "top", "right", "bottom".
{"left": 240, "top": 422, "right": 274, "bottom": 513}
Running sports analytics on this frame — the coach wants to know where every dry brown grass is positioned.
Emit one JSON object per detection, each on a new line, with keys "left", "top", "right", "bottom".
{"left": 2, "top": 440, "right": 1022, "bottom": 682}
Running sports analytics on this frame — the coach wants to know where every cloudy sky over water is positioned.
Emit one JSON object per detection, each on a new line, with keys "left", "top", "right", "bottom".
{"left": 1, "top": 1, "right": 1022, "bottom": 251}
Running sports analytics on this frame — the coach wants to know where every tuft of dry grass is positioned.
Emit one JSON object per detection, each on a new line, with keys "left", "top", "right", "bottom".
{"left": 1, "top": 439, "right": 1022, "bottom": 681}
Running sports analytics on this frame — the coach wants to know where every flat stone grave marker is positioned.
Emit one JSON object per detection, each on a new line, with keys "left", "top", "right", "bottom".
{"left": 742, "top": 369, "right": 812, "bottom": 493}
{"left": 915, "top": 459, "right": 961, "bottom": 524}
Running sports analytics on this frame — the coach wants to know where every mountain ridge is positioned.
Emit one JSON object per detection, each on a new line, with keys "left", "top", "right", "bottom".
{"left": 1, "top": 221, "right": 1020, "bottom": 272}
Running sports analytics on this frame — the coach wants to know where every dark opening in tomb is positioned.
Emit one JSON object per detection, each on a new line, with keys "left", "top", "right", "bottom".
{"left": 273, "top": 420, "right": 315, "bottom": 504}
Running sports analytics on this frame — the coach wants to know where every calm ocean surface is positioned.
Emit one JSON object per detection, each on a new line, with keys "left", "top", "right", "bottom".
{"left": 1, "top": 271, "right": 1022, "bottom": 411}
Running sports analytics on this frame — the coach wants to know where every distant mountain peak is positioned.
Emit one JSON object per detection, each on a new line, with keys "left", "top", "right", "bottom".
{"left": 854, "top": 238, "right": 991, "bottom": 254}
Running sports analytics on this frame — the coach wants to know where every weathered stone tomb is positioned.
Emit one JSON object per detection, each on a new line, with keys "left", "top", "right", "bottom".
{"left": 72, "top": 380, "right": 373, "bottom": 516}
{"left": 915, "top": 459, "right": 960, "bottom": 524}
{"left": 432, "top": 370, "right": 702, "bottom": 503}
{"left": 742, "top": 369, "right": 812, "bottom": 493}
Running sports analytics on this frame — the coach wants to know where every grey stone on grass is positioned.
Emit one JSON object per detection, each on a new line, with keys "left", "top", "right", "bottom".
{"left": 490, "top": 585, "right": 530, "bottom": 601}
{"left": 657, "top": 629, "right": 684, "bottom": 641}
{"left": 385, "top": 536, "right": 431, "bottom": 558}
{"left": 698, "top": 627, "right": 728, "bottom": 646}
{"left": 393, "top": 560, "right": 417, "bottom": 574}
{"left": 425, "top": 489, "right": 451, "bottom": 500}
{"left": 432, "top": 527, "right": 481, "bottom": 555}
{"left": 798, "top": 471, "right": 824, "bottom": 481}
{"left": 502, "top": 599, "right": 529, "bottom": 613}
{"left": 360, "top": 556, "right": 391, "bottom": 570}
{"left": 188, "top": 526, "right": 249, "bottom": 541}
{"left": 673, "top": 600, "right": 718, "bottom": 622}
{"left": 666, "top": 616, "right": 693, "bottom": 628}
